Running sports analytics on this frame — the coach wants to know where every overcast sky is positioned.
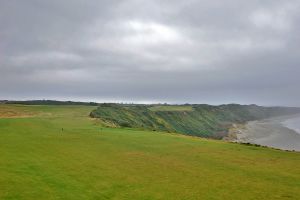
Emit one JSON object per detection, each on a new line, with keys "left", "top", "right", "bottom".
{"left": 1, "top": 0, "right": 300, "bottom": 106}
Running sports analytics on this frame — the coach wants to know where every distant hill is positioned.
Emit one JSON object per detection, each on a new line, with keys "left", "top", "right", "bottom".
{"left": 3, "top": 100, "right": 98, "bottom": 106}
{"left": 90, "top": 104, "right": 300, "bottom": 138}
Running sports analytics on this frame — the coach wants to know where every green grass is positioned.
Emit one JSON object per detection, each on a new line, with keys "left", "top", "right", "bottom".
{"left": 0, "top": 104, "right": 300, "bottom": 200}
{"left": 149, "top": 105, "right": 194, "bottom": 112}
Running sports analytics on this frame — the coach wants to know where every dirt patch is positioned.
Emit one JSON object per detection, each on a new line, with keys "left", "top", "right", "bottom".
{"left": 223, "top": 123, "right": 246, "bottom": 141}
{"left": 0, "top": 112, "right": 34, "bottom": 118}
{"left": 0, "top": 106, "right": 36, "bottom": 118}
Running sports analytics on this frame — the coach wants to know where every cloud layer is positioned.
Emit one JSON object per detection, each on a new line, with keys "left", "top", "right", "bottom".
{"left": 1, "top": 0, "right": 300, "bottom": 105}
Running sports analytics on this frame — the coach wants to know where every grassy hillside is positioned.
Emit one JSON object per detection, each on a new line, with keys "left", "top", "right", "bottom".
{"left": 90, "top": 104, "right": 300, "bottom": 138}
{"left": 1, "top": 104, "right": 299, "bottom": 200}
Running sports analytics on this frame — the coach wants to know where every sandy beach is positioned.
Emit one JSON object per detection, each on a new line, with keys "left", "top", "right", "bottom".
{"left": 236, "top": 114, "right": 300, "bottom": 151}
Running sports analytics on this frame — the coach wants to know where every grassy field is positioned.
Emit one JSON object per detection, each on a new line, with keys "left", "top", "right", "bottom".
{"left": 0, "top": 104, "right": 300, "bottom": 200}
{"left": 149, "top": 105, "right": 194, "bottom": 112}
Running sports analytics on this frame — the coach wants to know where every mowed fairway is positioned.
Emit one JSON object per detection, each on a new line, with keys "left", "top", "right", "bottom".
{"left": 0, "top": 105, "right": 300, "bottom": 200}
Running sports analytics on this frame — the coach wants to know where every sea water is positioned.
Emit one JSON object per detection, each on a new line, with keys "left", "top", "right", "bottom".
{"left": 282, "top": 116, "right": 300, "bottom": 135}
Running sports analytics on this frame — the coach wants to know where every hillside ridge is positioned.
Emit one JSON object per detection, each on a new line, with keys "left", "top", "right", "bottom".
{"left": 90, "top": 103, "right": 300, "bottom": 138}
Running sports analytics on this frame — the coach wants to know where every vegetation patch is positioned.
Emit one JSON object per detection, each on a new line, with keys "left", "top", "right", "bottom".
{"left": 90, "top": 103, "right": 300, "bottom": 138}
{"left": 149, "top": 105, "right": 194, "bottom": 112}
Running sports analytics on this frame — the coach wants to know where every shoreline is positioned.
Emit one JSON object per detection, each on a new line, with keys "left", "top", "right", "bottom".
{"left": 231, "top": 114, "right": 300, "bottom": 152}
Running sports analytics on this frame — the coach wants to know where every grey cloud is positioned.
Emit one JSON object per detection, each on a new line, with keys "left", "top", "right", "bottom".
{"left": 1, "top": 0, "right": 300, "bottom": 106}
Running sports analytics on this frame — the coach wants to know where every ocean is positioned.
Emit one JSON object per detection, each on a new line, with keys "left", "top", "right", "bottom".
{"left": 282, "top": 116, "right": 300, "bottom": 135}
{"left": 237, "top": 115, "right": 300, "bottom": 151}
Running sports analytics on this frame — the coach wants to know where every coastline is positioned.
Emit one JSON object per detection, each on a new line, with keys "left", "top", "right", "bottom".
{"left": 232, "top": 114, "right": 300, "bottom": 151}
